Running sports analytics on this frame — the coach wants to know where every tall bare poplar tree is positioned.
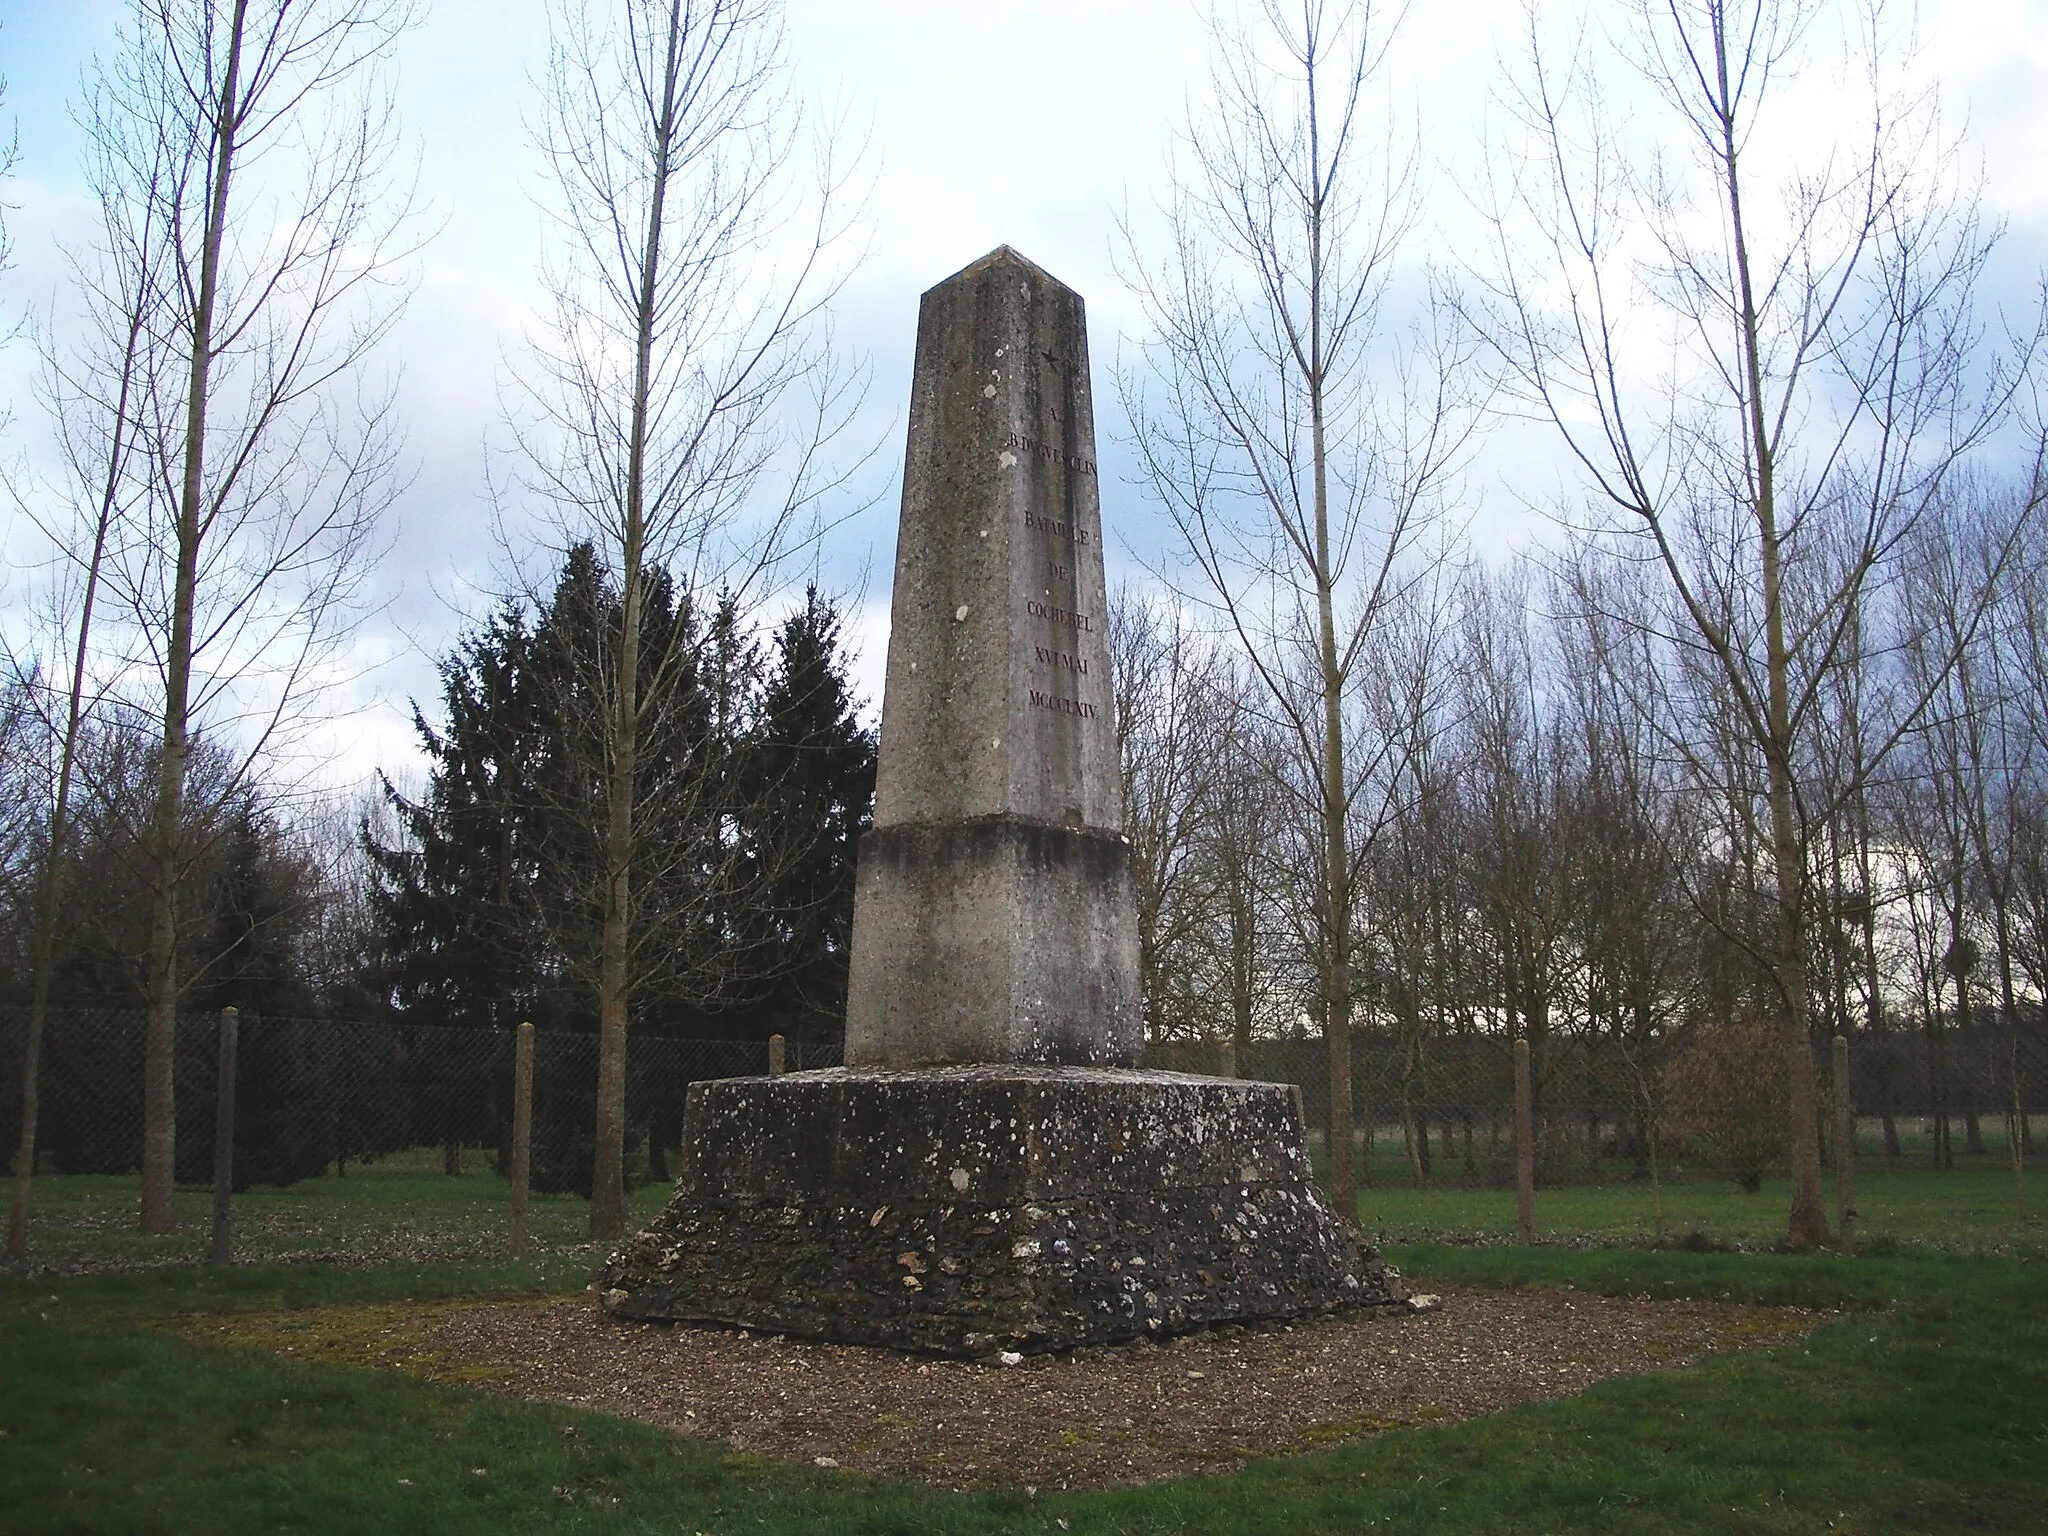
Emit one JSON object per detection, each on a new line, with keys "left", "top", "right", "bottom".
{"left": 94, "top": 0, "right": 417, "bottom": 1232}
{"left": 524, "top": 0, "right": 862, "bottom": 1238}
{"left": 1123, "top": 0, "right": 1479, "bottom": 1218}
{"left": 1472, "top": 0, "right": 2042, "bottom": 1246}
{"left": 3, "top": 92, "right": 172, "bottom": 1256}
{"left": 1111, "top": 590, "right": 1231, "bottom": 1044}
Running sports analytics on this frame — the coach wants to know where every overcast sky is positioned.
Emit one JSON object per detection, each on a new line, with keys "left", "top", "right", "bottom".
{"left": 3, "top": 0, "right": 2046, "bottom": 797}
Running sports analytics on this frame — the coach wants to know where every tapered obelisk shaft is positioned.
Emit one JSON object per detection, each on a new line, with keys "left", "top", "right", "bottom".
{"left": 843, "top": 247, "right": 1140, "bottom": 1067}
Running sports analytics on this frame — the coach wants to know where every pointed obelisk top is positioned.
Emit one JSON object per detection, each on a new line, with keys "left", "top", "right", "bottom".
{"left": 932, "top": 243, "right": 1070, "bottom": 294}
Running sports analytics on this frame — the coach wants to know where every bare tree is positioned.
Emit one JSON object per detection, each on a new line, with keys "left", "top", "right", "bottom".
{"left": 2010, "top": 540, "right": 2048, "bottom": 1023}
{"left": 1, "top": 93, "right": 174, "bottom": 1255}
{"left": 1360, "top": 596, "right": 1466, "bottom": 1187}
{"left": 1111, "top": 588, "right": 1231, "bottom": 1044}
{"left": 1899, "top": 484, "right": 2037, "bottom": 1199}
{"left": 1203, "top": 659, "right": 1293, "bottom": 1068}
{"left": 1122, "top": 0, "right": 1481, "bottom": 1219}
{"left": 520, "top": 0, "right": 865, "bottom": 1238}
{"left": 1455, "top": 560, "right": 1585, "bottom": 1145}
{"left": 0, "top": 50, "right": 17, "bottom": 361}
{"left": 86, "top": 0, "right": 419, "bottom": 1232}
{"left": 1550, "top": 559, "right": 1697, "bottom": 1197}
{"left": 1469, "top": 0, "right": 2043, "bottom": 1247}
{"left": 0, "top": 39, "right": 17, "bottom": 326}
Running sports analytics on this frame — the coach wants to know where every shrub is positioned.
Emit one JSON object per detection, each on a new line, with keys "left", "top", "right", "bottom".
{"left": 1662, "top": 1013, "right": 1786, "bottom": 1191}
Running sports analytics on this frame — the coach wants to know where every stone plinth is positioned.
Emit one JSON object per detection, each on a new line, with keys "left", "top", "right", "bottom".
{"left": 844, "top": 247, "right": 1139, "bottom": 1068}
{"left": 595, "top": 1067, "right": 1399, "bottom": 1354}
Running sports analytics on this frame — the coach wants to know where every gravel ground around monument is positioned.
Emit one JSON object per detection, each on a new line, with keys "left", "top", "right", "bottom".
{"left": 172, "top": 1284, "right": 1826, "bottom": 1489}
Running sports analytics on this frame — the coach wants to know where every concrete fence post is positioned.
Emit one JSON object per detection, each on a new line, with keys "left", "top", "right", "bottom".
{"left": 1514, "top": 1037, "right": 1535, "bottom": 1246}
{"left": 768, "top": 1033, "right": 787, "bottom": 1076}
{"left": 510, "top": 1021, "right": 534, "bottom": 1256}
{"left": 1833, "top": 1033, "right": 1857, "bottom": 1250}
{"left": 209, "top": 1007, "right": 239, "bottom": 1267}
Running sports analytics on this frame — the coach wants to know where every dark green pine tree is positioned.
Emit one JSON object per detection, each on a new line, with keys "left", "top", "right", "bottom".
{"left": 364, "top": 601, "right": 550, "bottom": 1032}
{"left": 174, "top": 798, "right": 330, "bottom": 1187}
{"left": 742, "top": 587, "right": 876, "bottom": 1042}
{"left": 364, "top": 598, "right": 558, "bottom": 1173}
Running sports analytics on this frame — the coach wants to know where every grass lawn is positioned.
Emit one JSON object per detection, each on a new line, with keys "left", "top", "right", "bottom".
{"left": 4, "top": 1244, "right": 2045, "bottom": 1534}
{"left": 9, "top": 1157, "right": 2038, "bottom": 1276}
{"left": 9, "top": 1160, "right": 676, "bottom": 1271}
{"left": 1359, "top": 1166, "right": 2041, "bottom": 1252}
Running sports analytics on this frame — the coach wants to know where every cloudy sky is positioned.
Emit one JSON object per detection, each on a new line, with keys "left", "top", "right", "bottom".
{"left": 3, "top": 0, "right": 2046, "bottom": 796}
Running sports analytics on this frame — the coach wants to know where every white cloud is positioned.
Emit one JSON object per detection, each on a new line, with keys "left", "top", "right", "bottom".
{"left": 3, "top": 0, "right": 2042, "bottom": 795}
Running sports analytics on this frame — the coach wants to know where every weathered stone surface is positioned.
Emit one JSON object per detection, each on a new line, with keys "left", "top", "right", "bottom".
{"left": 844, "top": 247, "right": 1139, "bottom": 1068}
{"left": 846, "top": 820, "right": 1137, "bottom": 1068}
{"left": 595, "top": 1067, "right": 1403, "bottom": 1354}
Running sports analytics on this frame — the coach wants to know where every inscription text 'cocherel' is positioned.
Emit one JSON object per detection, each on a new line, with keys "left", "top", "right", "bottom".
{"left": 1026, "top": 599, "right": 1094, "bottom": 631}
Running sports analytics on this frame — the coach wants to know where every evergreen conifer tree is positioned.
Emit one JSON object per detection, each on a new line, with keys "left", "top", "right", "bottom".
{"left": 743, "top": 588, "right": 875, "bottom": 1041}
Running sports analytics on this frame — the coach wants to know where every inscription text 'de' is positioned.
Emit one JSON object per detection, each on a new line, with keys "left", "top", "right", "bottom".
{"left": 1025, "top": 599, "right": 1094, "bottom": 632}
{"left": 999, "top": 431, "right": 1097, "bottom": 479}
{"left": 1034, "top": 644, "right": 1088, "bottom": 675}
{"left": 1029, "top": 687, "right": 1098, "bottom": 719}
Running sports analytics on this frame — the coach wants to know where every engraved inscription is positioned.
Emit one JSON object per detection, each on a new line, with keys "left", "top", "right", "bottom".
{"left": 1025, "top": 599, "right": 1094, "bottom": 632}
{"left": 1024, "top": 510, "right": 1091, "bottom": 546}
{"left": 1034, "top": 644, "right": 1089, "bottom": 675}
{"left": 1029, "top": 688, "right": 1098, "bottom": 719}
{"left": 999, "top": 431, "right": 1097, "bottom": 478}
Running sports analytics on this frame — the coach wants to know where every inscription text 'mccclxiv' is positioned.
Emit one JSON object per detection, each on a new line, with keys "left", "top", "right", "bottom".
{"left": 1029, "top": 688, "right": 1098, "bottom": 719}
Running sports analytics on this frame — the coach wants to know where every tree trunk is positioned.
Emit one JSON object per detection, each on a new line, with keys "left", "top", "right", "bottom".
{"left": 1767, "top": 818, "right": 1830, "bottom": 1246}
{"left": 590, "top": 786, "right": 633, "bottom": 1237}
{"left": 1956, "top": 957, "right": 1984, "bottom": 1156}
{"left": 8, "top": 276, "right": 132, "bottom": 1260}
{"left": 1712, "top": 8, "right": 1829, "bottom": 1250}
{"left": 1927, "top": 1011, "right": 1950, "bottom": 1170}
{"left": 1315, "top": 476, "right": 1355, "bottom": 1220}
{"left": 141, "top": 0, "right": 249, "bottom": 1236}
{"left": 590, "top": 9, "right": 682, "bottom": 1240}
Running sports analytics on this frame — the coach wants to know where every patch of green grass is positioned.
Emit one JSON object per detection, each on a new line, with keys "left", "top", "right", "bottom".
{"left": 4, "top": 1249, "right": 2044, "bottom": 1533}
{"left": 10, "top": 1163, "right": 674, "bottom": 1272}
{"left": 1357, "top": 1166, "right": 2040, "bottom": 1253}
{"left": 15, "top": 1152, "right": 2037, "bottom": 1279}
{"left": 0, "top": 1255, "right": 594, "bottom": 1324}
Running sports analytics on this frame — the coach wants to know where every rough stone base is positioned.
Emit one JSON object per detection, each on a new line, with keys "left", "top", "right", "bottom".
{"left": 594, "top": 1066, "right": 1403, "bottom": 1355}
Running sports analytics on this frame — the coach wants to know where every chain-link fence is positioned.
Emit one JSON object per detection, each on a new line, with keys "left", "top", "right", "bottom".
{"left": 0, "top": 1007, "right": 842, "bottom": 1197}
{"left": 7, "top": 1007, "right": 2041, "bottom": 1193}
{"left": 3, "top": 1006, "right": 2039, "bottom": 1268}
{"left": 1146, "top": 1018, "right": 2048, "bottom": 1189}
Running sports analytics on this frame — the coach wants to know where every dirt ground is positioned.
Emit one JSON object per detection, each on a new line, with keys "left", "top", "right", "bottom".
{"left": 175, "top": 1284, "right": 1826, "bottom": 1489}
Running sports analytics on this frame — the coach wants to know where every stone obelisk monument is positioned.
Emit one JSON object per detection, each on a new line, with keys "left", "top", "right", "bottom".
{"left": 596, "top": 249, "right": 1399, "bottom": 1353}
{"left": 843, "top": 245, "right": 1139, "bottom": 1067}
